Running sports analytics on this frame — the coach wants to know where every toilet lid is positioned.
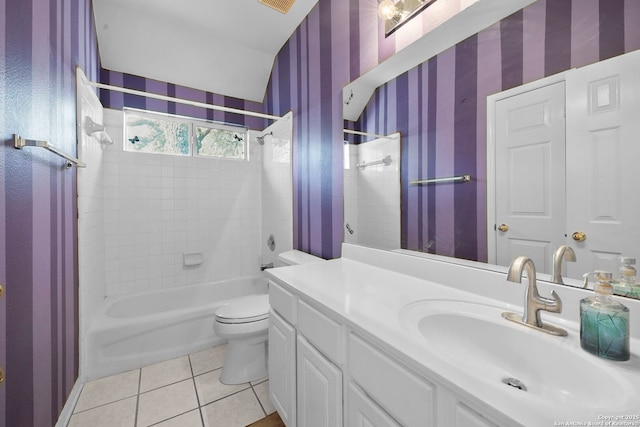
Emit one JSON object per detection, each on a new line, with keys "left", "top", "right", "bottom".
{"left": 215, "top": 294, "right": 269, "bottom": 324}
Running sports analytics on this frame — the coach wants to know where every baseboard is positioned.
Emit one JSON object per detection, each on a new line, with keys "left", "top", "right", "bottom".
{"left": 54, "top": 378, "right": 84, "bottom": 427}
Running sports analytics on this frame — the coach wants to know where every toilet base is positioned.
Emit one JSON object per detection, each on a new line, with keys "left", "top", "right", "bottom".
{"left": 220, "top": 336, "right": 268, "bottom": 385}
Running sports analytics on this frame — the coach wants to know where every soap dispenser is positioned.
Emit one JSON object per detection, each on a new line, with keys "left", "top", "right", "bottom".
{"left": 612, "top": 257, "right": 640, "bottom": 299}
{"left": 581, "top": 271, "right": 630, "bottom": 361}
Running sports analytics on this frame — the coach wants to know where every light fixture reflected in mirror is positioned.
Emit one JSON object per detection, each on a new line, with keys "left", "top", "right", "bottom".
{"left": 379, "top": 0, "right": 438, "bottom": 37}
{"left": 378, "top": 0, "right": 402, "bottom": 22}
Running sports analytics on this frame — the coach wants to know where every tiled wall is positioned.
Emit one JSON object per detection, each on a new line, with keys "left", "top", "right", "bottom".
{"left": 1, "top": 0, "right": 99, "bottom": 425}
{"left": 344, "top": 136, "right": 401, "bottom": 250}
{"left": 260, "top": 113, "right": 294, "bottom": 267}
{"left": 100, "top": 110, "right": 263, "bottom": 296}
{"left": 76, "top": 71, "right": 108, "bottom": 369}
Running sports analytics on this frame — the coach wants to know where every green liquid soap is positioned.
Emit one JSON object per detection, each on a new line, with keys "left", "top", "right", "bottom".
{"left": 580, "top": 271, "right": 630, "bottom": 361}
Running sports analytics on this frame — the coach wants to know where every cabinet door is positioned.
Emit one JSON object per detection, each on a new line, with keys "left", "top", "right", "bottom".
{"left": 269, "top": 309, "right": 297, "bottom": 427}
{"left": 455, "top": 404, "right": 498, "bottom": 427}
{"left": 348, "top": 382, "right": 400, "bottom": 427}
{"left": 297, "top": 336, "right": 343, "bottom": 427}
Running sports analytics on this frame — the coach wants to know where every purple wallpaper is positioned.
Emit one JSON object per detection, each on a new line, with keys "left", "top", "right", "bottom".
{"left": 99, "top": 70, "right": 266, "bottom": 131}
{"left": 99, "top": 0, "right": 640, "bottom": 261}
{"left": 1, "top": 0, "right": 99, "bottom": 425}
{"left": 351, "top": 0, "right": 640, "bottom": 261}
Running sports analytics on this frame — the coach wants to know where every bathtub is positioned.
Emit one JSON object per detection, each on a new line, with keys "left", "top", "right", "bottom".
{"left": 84, "top": 275, "right": 268, "bottom": 380}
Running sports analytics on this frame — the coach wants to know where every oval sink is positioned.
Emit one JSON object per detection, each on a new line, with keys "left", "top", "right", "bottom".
{"left": 400, "top": 299, "right": 636, "bottom": 410}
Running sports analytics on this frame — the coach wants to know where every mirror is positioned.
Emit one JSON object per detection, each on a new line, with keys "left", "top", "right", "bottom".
{"left": 343, "top": 132, "right": 401, "bottom": 251}
{"left": 342, "top": 1, "right": 640, "bottom": 299}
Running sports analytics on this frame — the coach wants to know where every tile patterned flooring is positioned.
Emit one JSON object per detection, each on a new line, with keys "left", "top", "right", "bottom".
{"left": 68, "top": 344, "right": 275, "bottom": 427}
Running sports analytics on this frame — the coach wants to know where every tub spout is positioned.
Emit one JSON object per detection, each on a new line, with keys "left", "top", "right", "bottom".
{"left": 260, "top": 263, "right": 274, "bottom": 271}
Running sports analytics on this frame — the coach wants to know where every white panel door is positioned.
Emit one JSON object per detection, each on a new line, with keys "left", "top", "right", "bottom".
{"left": 296, "top": 336, "right": 343, "bottom": 427}
{"left": 494, "top": 82, "right": 566, "bottom": 272}
{"left": 565, "top": 49, "right": 640, "bottom": 278}
{"left": 269, "top": 310, "right": 297, "bottom": 427}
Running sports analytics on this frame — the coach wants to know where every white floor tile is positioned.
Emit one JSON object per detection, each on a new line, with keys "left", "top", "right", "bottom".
{"left": 68, "top": 396, "right": 136, "bottom": 427}
{"left": 137, "top": 379, "right": 198, "bottom": 427}
{"left": 194, "top": 369, "right": 250, "bottom": 406}
{"left": 200, "top": 389, "right": 264, "bottom": 427}
{"left": 189, "top": 344, "right": 226, "bottom": 376}
{"left": 74, "top": 370, "right": 140, "bottom": 413}
{"left": 140, "top": 355, "right": 192, "bottom": 393}
{"left": 253, "top": 381, "right": 276, "bottom": 415}
{"left": 152, "top": 409, "right": 203, "bottom": 427}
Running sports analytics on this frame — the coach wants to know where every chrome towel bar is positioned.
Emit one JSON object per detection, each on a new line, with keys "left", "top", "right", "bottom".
{"left": 410, "top": 174, "right": 471, "bottom": 185}
{"left": 14, "top": 134, "right": 86, "bottom": 168}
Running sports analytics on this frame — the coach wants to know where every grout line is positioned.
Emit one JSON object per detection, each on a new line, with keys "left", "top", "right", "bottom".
{"left": 188, "top": 353, "right": 207, "bottom": 427}
{"left": 250, "top": 384, "right": 267, "bottom": 417}
{"left": 70, "top": 394, "right": 138, "bottom": 415}
{"left": 134, "top": 368, "right": 141, "bottom": 427}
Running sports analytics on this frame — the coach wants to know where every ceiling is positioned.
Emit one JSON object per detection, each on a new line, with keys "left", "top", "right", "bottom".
{"left": 93, "top": 0, "right": 319, "bottom": 103}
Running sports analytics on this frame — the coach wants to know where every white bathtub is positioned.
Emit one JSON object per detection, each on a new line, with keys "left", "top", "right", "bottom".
{"left": 84, "top": 275, "right": 268, "bottom": 380}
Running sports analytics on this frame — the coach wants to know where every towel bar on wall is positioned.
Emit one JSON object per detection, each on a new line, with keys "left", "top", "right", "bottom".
{"left": 357, "top": 155, "right": 392, "bottom": 170}
{"left": 410, "top": 174, "right": 471, "bottom": 185}
{"left": 14, "top": 134, "right": 86, "bottom": 168}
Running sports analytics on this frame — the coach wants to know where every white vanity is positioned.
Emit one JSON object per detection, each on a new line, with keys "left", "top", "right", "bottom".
{"left": 266, "top": 244, "right": 640, "bottom": 427}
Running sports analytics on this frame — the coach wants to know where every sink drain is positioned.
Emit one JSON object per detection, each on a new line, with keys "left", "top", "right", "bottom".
{"left": 502, "top": 377, "right": 527, "bottom": 391}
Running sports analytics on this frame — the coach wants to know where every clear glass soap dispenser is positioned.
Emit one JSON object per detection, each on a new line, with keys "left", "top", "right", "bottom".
{"left": 580, "top": 271, "right": 630, "bottom": 361}
{"left": 612, "top": 257, "right": 640, "bottom": 299}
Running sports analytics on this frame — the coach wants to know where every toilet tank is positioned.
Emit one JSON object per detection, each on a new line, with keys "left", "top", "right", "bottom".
{"left": 275, "top": 250, "right": 325, "bottom": 267}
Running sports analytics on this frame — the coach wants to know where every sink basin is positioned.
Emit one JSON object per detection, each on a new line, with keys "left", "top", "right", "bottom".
{"left": 400, "top": 299, "right": 635, "bottom": 409}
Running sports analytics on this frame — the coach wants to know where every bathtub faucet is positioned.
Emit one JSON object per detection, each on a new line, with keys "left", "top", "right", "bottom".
{"left": 260, "top": 263, "right": 274, "bottom": 271}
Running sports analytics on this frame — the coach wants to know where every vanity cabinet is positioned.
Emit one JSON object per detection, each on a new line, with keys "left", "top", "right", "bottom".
{"left": 268, "top": 279, "right": 507, "bottom": 427}
{"left": 296, "top": 336, "right": 342, "bottom": 427}
{"left": 268, "top": 309, "right": 297, "bottom": 426}
{"left": 347, "top": 382, "right": 400, "bottom": 427}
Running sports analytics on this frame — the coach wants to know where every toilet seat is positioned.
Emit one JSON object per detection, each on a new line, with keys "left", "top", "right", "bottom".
{"left": 215, "top": 294, "right": 269, "bottom": 324}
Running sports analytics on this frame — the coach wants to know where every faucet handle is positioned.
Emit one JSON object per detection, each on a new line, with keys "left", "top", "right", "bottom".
{"left": 548, "top": 290, "right": 563, "bottom": 313}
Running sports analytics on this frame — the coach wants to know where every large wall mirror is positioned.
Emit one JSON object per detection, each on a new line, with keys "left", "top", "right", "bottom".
{"left": 342, "top": 0, "right": 640, "bottom": 299}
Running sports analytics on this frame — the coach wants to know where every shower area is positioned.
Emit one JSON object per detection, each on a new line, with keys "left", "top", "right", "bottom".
{"left": 343, "top": 132, "right": 401, "bottom": 251}
{"left": 75, "top": 69, "right": 293, "bottom": 380}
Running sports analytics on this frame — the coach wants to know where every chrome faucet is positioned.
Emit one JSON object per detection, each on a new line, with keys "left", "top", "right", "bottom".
{"left": 551, "top": 245, "right": 576, "bottom": 285}
{"left": 503, "top": 256, "right": 567, "bottom": 336}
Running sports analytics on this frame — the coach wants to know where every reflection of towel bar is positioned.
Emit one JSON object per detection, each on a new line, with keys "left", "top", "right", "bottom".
{"left": 357, "top": 155, "right": 392, "bottom": 170}
{"left": 14, "top": 134, "right": 86, "bottom": 168}
{"left": 410, "top": 174, "right": 471, "bottom": 185}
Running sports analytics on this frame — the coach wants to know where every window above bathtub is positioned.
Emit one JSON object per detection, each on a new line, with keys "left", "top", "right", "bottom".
{"left": 124, "top": 108, "right": 247, "bottom": 160}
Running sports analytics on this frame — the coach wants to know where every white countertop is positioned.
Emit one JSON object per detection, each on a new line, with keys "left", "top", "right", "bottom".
{"left": 266, "top": 244, "right": 640, "bottom": 426}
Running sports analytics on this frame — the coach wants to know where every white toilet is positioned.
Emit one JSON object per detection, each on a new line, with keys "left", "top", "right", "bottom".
{"left": 213, "top": 250, "right": 324, "bottom": 384}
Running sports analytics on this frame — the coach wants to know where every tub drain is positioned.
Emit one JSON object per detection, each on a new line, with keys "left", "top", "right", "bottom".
{"left": 502, "top": 377, "right": 527, "bottom": 391}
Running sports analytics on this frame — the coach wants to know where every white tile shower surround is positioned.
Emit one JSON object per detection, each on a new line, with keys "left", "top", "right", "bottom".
{"left": 67, "top": 345, "right": 275, "bottom": 427}
{"left": 101, "top": 109, "right": 263, "bottom": 297}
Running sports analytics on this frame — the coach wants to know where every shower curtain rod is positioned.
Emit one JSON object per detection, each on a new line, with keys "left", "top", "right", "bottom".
{"left": 343, "top": 129, "right": 398, "bottom": 139}
{"left": 85, "top": 80, "right": 285, "bottom": 122}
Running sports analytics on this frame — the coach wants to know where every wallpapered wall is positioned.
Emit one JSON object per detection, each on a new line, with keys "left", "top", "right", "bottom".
{"left": 1, "top": 0, "right": 99, "bottom": 425}
{"left": 353, "top": 0, "right": 640, "bottom": 262}
{"left": 95, "top": 0, "right": 640, "bottom": 262}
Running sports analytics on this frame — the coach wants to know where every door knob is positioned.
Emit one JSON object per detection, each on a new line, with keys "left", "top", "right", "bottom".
{"left": 0, "top": 284, "right": 4, "bottom": 297}
{"left": 497, "top": 224, "right": 509, "bottom": 232}
{"left": 0, "top": 366, "right": 4, "bottom": 384}
{"left": 572, "top": 231, "right": 587, "bottom": 242}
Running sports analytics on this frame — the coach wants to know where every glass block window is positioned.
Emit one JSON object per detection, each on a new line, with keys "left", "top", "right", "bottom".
{"left": 123, "top": 108, "right": 248, "bottom": 160}
{"left": 196, "top": 125, "right": 246, "bottom": 160}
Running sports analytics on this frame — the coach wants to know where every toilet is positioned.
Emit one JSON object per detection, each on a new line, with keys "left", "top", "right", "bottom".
{"left": 213, "top": 250, "right": 324, "bottom": 384}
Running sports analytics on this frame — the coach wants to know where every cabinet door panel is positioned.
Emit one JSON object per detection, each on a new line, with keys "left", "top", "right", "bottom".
{"left": 296, "top": 336, "right": 342, "bottom": 427}
{"left": 455, "top": 403, "right": 498, "bottom": 427}
{"left": 348, "top": 382, "right": 400, "bottom": 427}
{"left": 269, "top": 309, "right": 297, "bottom": 427}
